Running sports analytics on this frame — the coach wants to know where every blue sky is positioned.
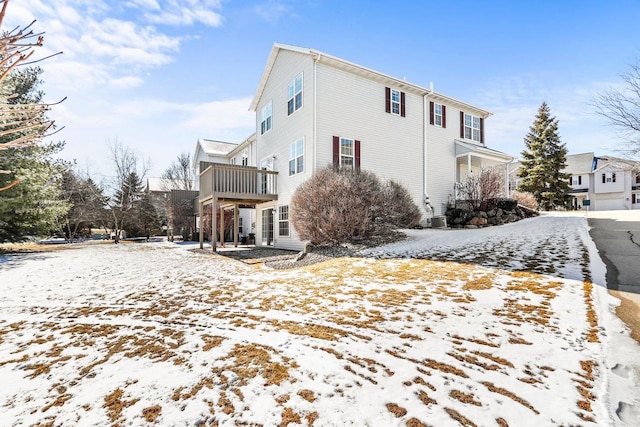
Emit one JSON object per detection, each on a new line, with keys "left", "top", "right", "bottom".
{"left": 5, "top": 0, "right": 640, "bottom": 178}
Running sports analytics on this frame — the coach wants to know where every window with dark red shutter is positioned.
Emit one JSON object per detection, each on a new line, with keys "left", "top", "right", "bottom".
{"left": 480, "top": 118, "right": 484, "bottom": 144}
{"left": 333, "top": 136, "right": 340, "bottom": 167}
{"left": 429, "top": 101, "right": 434, "bottom": 125}
{"left": 400, "top": 92, "right": 406, "bottom": 117}
{"left": 460, "top": 111, "right": 464, "bottom": 138}
{"left": 355, "top": 140, "right": 361, "bottom": 169}
{"left": 442, "top": 105, "right": 446, "bottom": 128}
{"left": 385, "top": 87, "right": 391, "bottom": 113}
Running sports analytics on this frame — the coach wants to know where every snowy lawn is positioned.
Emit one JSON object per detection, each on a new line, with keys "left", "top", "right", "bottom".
{"left": 1, "top": 213, "right": 638, "bottom": 426}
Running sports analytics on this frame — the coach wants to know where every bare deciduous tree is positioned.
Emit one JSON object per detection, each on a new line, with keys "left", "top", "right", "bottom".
{"left": 0, "top": 0, "right": 64, "bottom": 191}
{"left": 593, "top": 60, "right": 640, "bottom": 159}
{"left": 161, "top": 152, "right": 193, "bottom": 191}
{"left": 107, "top": 141, "right": 150, "bottom": 242}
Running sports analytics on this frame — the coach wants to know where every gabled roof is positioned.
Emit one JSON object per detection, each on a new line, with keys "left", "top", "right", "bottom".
{"left": 146, "top": 178, "right": 186, "bottom": 193}
{"left": 249, "top": 43, "right": 492, "bottom": 118}
{"left": 564, "top": 152, "right": 595, "bottom": 174}
{"left": 592, "top": 155, "right": 639, "bottom": 173}
{"left": 454, "top": 140, "right": 514, "bottom": 162}
{"left": 228, "top": 133, "right": 256, "bottom": 158}
{"left": 193, "top": 138, "right": 240, "bottom": 169}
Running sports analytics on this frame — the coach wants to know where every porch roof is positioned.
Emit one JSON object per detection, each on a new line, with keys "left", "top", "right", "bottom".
{"left": 455, "top": 140, "right": 514, "bottom": 163}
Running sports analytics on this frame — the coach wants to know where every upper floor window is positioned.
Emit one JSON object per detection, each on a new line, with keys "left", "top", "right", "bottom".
{"left": 385, "top": 87, "right": 406, "bottom": 117}
{"left": 287, "top": 73, "right": 303, "bottom": 115}
{"left": 571, "top": 175, "right": 582, "bottom": 186}
{"left": 635, "top": 173, "right": 640, "bottom": 184}
{"left": 430, "top": 102, "right": 446, "bottom": 127}
{"left": 340, "top": 138, "right": 354, "bottom": 169}
{"left": 230, "top": 157, "right": 236, "bottom": 165}
{"left": 242, "top": 149, "right": 249, "bottom": 166}
{"left": 332, "top": 136, "right": 361, "bottom": 170}
{"left": 633, "top": 193, "right": 639, "bottom": 204}
{"left": 289, "top": 138, "right": 304, "bottom": 176}
{"left": 459, "top": 112, "right": 484, "bottom": 143}
{"left": 261, "top": 101, "right": 272, "bottom": 134}
{"left": 278, "top": 205, "right": 290, "bottom": 236}
{"left": 602, "top": 172, "right": 616, "bottom": 183}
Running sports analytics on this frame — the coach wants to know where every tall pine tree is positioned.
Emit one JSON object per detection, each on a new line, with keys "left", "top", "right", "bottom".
{"left": 517, "top": 102, "right": 571, "bottom": 210}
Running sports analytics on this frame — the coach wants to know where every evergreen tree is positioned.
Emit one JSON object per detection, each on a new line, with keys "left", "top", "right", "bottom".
{"left": 0, "top": 67, "right": 70, "bottom": 241}
{"left": 517, "top": 102, "right": 571, "bottom": 210}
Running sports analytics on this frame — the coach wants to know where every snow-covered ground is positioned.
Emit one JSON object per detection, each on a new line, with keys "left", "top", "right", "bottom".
{"left": 1, "top": 213, "right": 639, "bottom": 426}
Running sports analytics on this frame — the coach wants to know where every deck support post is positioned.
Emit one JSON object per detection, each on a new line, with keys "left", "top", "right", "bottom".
{"left": 234, "top": 204, "right": 239, "bottom": 247}
{"left": 212, "top": 198, "right": 217, "bottom": 252}
{"left": 199, "top": 200, "right": 204, "bottom": 249}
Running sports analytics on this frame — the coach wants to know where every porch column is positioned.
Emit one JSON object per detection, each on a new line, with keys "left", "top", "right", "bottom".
{"left": 211, "top": 198, "right": 217, "bottom": 252}
{"left": 233, "top": 204, "right": 239, "bottom": 247}
{"left": 199, "top": 200, "right": 203, "bottom": 249}
{"left": 505, "top": 162, "right": 511, "bottom": 197}
{"left": 467, "top": 153, "right": 472, "bottom": 176}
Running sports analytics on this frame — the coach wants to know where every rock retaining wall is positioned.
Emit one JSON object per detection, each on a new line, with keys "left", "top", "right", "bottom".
{"left": 445, "top": 198, "right": 538, "bottom": 229}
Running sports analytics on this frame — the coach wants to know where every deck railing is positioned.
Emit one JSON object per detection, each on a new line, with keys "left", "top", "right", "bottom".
{"left": 199, "top": 163, "right": 278, "bottom": 202}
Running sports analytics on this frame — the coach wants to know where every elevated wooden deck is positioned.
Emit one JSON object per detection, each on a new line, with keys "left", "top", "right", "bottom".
{"left": 199, "top": 162, "right": 278, "bottom": 204}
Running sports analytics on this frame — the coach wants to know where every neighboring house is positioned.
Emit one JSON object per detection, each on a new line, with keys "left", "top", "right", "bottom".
{"left": 198, "top": 43, "right": 513, "bottom": 251}
{"left": 146, "top": 177, "right": 198, "bottom": 239}
{"left": 510, "top": 152, "right": 640, "bottom": 211}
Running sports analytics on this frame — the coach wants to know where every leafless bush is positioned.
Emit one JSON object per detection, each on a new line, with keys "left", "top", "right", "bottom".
{"left": 457, "top": 167, "right": 505, "bottom": 210}
{"left": 383, "top": 180, "right": 421, "bottom": 229}
{"left": 512, "top": 191, "right": 539, "bottom": 211}
{"left": 291, "top": 167, "right": 420, "bottom": 245}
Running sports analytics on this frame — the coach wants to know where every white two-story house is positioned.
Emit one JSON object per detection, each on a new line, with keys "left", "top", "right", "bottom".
{"left": 198, "top": 43, "right": 513, "bottom": 251}
{"left": 563, "top": 152, "right": 639, "bottom": 210}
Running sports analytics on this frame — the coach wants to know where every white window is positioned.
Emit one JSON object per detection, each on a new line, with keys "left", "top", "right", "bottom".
{"left": 242, "top": 149, "right": 249, "bottom": 166}
{"left": 278, "top": 205, "right": 289, "bottom": 236}
{"left": 633, "top": 193, "right": 639, "bottom": 204}
{"left": 340, "top": 138, "right": 354, "bottom": 169}
{"left": 434, "top": 103, "right": 443, "bottom": 126}
{"left": 464, "top": 113, "right": 481, "bottom": 142}
{"left": 390, "top": 89, "right": 401, "bottom": 115}
{"left": 287, "top": 73, "right": 303, "bottom": 115}
{"left": 602, "top": 172, "right": 616, "bottom": 183}
{"left": 571, "top": 175, "right": 582, "bottom": 186}
{"left": 230, "top": 157, "right": 236, "bottom": 165}
{"left": 289, "top": 138, "right": 304, "bottom": 176}
{"left": 261, "top": 101, "right": 272, "bottom": 134}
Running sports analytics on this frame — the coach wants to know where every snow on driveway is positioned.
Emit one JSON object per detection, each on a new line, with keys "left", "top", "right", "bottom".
{"left": 1, "top": 213, "right": 638, "bottom": 426}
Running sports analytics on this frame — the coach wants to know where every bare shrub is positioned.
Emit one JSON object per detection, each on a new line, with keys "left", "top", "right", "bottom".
{"left": 457, "top": 166, "right": 505, "bottom": 210}
{"left": 512, "top": 191, "right": 539, "bottom": 211}
{"left": 383, "top": 180, "right": 421, "bottom": 228}
{"left": 291, "top": 167, "right": 420, "bottom": 245}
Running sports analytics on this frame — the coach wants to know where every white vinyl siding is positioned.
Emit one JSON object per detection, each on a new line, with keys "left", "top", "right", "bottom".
{"left": 315, "top": 63, "right": 426, "bottom": 217}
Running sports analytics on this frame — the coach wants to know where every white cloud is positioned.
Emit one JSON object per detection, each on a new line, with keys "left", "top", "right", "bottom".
{"left": 128, "top": 0, "right": 224, "bottom": 26}
{"left": 254, "top": 0, "right": 296, "bottom": 23}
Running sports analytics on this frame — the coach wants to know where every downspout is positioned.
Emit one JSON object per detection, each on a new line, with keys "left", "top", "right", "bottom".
{"left": 423, "top": 93, "right": 432, "bottom": 221}
{"left": 313, "top": 53, "right": 321, "bottom": 175}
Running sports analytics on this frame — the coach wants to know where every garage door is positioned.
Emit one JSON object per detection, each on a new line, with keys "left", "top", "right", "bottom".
{"left": 595, "top": 198, "right": 624, "bottom": 211}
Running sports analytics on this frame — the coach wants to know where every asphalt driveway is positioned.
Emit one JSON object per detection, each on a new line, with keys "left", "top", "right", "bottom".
{"left": 587, "top": 210, "right": 640, "bottom": 294}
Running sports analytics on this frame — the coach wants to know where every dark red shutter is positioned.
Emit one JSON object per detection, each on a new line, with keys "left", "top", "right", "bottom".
{"left": 400, "top": 92, "right": 406, "bottom": 117}
{"left": 613, "top": 173, "right": 616, "bottom": 182}
{"left": 460, "top": 111, "right": 464, "bottom": 138}
{"left": 385, "top": 87, "right": 391, "bottom": 113}
{"left": 602, "top": 174, "right": 606, "bottom": 184}
{"left": 429, "top": 101, "right": 434, "bottom": 125}
{"left": 442, "top": 105, "right": 447, "bottom": 128}
{"left": 578, "top": 176, "right": 582, "bottom": 185}
{"left": 355, "top": 140, "right": 361, "bottom": 169}
{"left": 333, "top": 136, "right": 340, "bottom": 166}
{"left": 480, "top": 118, "right": 485, "bottom": 144}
